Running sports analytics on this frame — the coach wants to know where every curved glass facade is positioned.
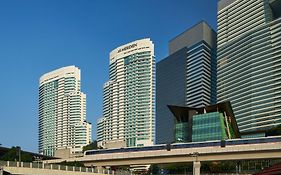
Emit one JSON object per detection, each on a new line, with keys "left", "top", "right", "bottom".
{"left": 175, "top": 122, "right": 189, "bottom": 142}
{"left": 217, "top": 0, "right": 281, "bottom": 134}
{"left": 192, "top": 112, "right": 228, "bottom": 142}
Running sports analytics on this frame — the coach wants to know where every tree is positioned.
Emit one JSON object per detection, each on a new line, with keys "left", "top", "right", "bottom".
{"left": 207, "top": 162, "right": 222, "bottom": 173}
{"left": 20, "top": 153, "right": 33, "bottom": 162}
{"left": 0, "top": 147, "right": 33, "bottom": 162}
{"left": 1, "top": 147, "right": 18, "bottom": 161}
{"left": 82, "top": 140, "right": 98, "bottom": 152}
{"left": 59, "top": 161, "right": 85, "bottom": 167}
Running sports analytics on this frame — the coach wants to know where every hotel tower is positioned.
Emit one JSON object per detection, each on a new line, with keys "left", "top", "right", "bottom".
{"left": 39, "top": 66, "right": 92, "bottom": 156}
{"left": 98, "top": 38, "right": 155, "bottom": 148}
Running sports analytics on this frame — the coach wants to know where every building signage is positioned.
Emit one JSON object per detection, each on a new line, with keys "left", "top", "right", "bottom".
{"left": 118, "top": 43, "right": 137, "bottom": 53}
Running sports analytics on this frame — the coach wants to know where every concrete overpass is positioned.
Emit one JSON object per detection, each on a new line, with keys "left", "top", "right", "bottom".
{"left": 44, "top": 141, "right": 281, "bottom": 175}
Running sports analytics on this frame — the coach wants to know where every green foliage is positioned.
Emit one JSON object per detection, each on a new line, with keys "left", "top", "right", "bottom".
{"left": 1, "top": 147, "right": 18, "bottom": 161}
{"left": 202, "top": 161, "right": 236, "bottom": 173}
{"left": 0, "top": 147, "right": 33, "bottom": 162}
{"left": 82, "top": 140, "right": 98, "bottom": 152}
{"left": 149, "top": 164, "right": 159, "bottom": 174}
{"left": 150, "top": 163, "right": 192, "bottom": 174}
{"left": 148, "top": 161, "right": 238, "bottom": 174}
{"left": 59, "top": 161, "right": 85, "bottom": 167}
{"left": 21, "top": 152, "right": 33, "bottom": 162}
{"left": 207, "top": 162, "right": 222, "bottom": 173}
{"left": 266, "top": 125, "right": 281, "bottom": 136}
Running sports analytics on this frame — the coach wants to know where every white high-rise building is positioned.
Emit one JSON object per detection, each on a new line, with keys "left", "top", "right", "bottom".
{"left": 39, "top": 66, "right": 92, "bottom": 156}
{"left": 98, "top": 38, "right": 155, "bottom": 148}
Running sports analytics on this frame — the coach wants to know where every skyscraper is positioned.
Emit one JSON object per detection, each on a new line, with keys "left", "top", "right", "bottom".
{"left": 97, "top": 38, "right": 155, "bottom": 148}
{"left": 39, "top": 66, "right": 92, "bottom": 156}
{"left": 156, "top": 22, "right": 217, "bottom": 144}
{"left": 217, "top": 0, "right": 281, "bottom": 136}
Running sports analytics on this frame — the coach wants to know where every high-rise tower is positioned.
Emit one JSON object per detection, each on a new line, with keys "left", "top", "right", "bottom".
{"left": 98, "top": 38, "right": 155, "bottom": 148}
{"left": 156, "top": 22, "right": 217, "bottom": 144}
{"left": 217, "top": 0, "right": 281, "bottom": 136}
{"left": 39, "top": 66, "right": 91, "bottom": 156}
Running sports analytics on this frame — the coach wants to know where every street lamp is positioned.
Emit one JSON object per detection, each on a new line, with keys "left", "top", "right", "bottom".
{"left": 16, "top": 146, "right": 21, "bottom": 162}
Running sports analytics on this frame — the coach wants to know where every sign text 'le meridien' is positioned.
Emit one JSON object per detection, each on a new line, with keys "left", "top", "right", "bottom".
{"left": 118, "top": 43, "right": 137, "bottom": 53}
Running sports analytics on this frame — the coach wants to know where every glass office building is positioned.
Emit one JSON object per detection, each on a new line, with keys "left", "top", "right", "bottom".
{"left": 217, "top": 0, "right": 281, "bottom": 136}
{"left": 175, "top": 122, "right": 189, "bottom": 142}
{"left": 169, "top": 101, "right": 240, "bottom": 143}
{"left": 192, "top": 112, "right": 228, "bottom": 142}
{"left": 98, "top": 39, "right": 155, "bottom": 148}
{"left": 156, "top": 21, "right": 217, "bottom": 144}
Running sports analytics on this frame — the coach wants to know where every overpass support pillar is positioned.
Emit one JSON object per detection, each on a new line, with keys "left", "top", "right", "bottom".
{"left": 193, "top": 161, "right": 200, "bottom": 175}
{"left": 97, "top": 166, "right": 104, "bottom": 174}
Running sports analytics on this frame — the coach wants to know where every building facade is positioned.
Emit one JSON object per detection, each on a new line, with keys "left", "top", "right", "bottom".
{"left": 156, "top": 22, "right": 217, "bottom": 144}
{"left": 217, "top": 0, "right": 281, "bottom": 136}
{"left": 98, "top": 38, "right": 155, "bottom": 148}
{"left": 39, "top": 66, "right": 92, "bottom": 156}
{"left": 168, "top": 102, "right": 240, "bottom": 143}
{"left": 96, "top": 117, "right": 105, "bottom": 146}
{"left": 192, "top": 112, "right": 228, "bottom": 142}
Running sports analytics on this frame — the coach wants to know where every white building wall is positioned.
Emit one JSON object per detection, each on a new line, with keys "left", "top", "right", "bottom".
{"left": 39, "top": 66, "right": 92, "bottom": 156}
{"left": 98, "top": 39, "right": 155, "bottom": 148}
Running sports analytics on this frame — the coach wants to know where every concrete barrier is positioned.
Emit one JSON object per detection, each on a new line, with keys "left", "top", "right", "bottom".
{"left": 4, "top": 166, "right": 106, "bottom": 175}
{"left": 0, "top": 161, "right": 109, "bottom": 175}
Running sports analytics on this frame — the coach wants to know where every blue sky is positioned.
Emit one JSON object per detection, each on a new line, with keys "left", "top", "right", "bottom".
{"left": 0, "top": 0, "right": 217, "bottom": 152}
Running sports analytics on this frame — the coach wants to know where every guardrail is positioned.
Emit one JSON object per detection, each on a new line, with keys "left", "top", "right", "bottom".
{"left": 0, "top": 160, "right": 114, "bottom": 174}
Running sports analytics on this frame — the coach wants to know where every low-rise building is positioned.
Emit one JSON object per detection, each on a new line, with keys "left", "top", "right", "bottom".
{"left": 168, "top": 101, "right": 240, "bottom": 143}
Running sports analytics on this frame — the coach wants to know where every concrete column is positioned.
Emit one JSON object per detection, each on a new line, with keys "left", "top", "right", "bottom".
{"left": 66, "top": 165, "right": 68, "bottom": 171}
{"left": 97, "top": 166, "right": 103, "bottom": 173}
{"left": 58, "top": 165, "right": 61, "bottom": 170}
{"left": 21, "top": 162, "right": 23, "bottom": 167}
{"left": 7, "top": 161, "right": 9, "bottom": 167}
{"left": 193, "top": 161, "right": 201, "bottom": 175}
{"left": 106, "top": 166, "right": 110, "bottom": 175}
{"left": 16, "top": 162, "right": 19, "bottom": 167}
{"left": 50, "top": 164, "right": 53, "bottom": 170}
{"left": 42, "top": 163, "right": 44, "bottom": 169}
{"left": 30, "top": 162, "right": 32, "bottom": 168}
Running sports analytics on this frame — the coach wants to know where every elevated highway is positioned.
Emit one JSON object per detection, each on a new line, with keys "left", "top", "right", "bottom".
{"left": 44, "top": 137, "right": 281, "bottom": 175}
{"left": 46, "top": 141, "right": 281, "bottom": 166}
